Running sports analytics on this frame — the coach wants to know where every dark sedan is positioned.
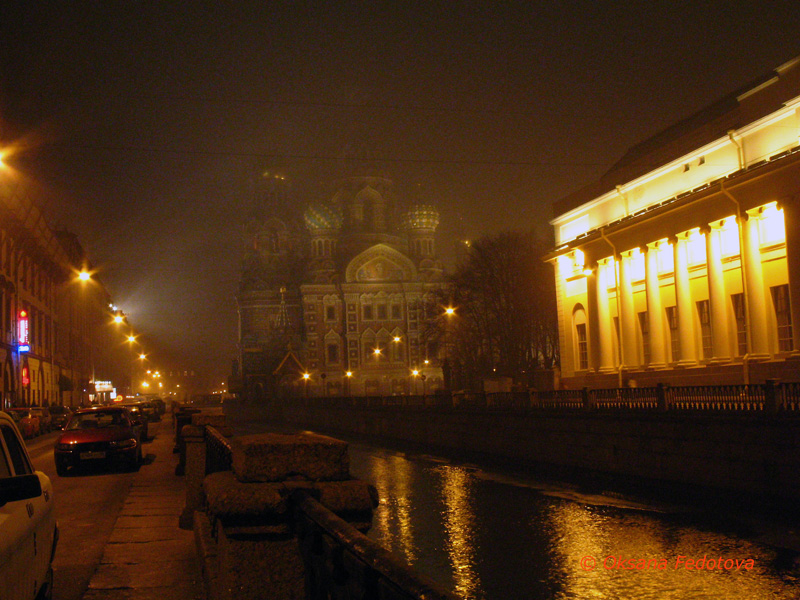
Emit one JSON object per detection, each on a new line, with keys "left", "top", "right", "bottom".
{"left": 54, "top": 406, "right": 142, "bottom": 475}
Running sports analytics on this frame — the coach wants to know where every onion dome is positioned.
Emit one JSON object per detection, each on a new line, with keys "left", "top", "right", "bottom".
{"left": 304, "top": 202, "right": 343, "bottom": 232}
{"left": 402, "top": 204, "right": 440, "bottom": 231}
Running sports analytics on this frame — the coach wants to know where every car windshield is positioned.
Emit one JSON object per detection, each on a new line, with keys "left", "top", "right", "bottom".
{"left": 67, "top": 412, "right": 127, "bottom": 430}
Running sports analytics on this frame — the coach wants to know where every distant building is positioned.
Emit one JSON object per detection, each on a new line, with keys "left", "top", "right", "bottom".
{"left": 549, "top": 55, "right": 800, "bottom": 388}
{"left": 237, "top": 175, "right": 446, "bottom": 398}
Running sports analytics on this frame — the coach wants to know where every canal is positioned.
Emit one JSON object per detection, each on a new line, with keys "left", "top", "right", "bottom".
{"left": 227, "top": 405, "right": 799, "bottom": 599}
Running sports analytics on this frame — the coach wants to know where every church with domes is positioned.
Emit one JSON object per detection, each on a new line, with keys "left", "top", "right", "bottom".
{"left": 237, "top": 174, "right": 446, "bottom": 399}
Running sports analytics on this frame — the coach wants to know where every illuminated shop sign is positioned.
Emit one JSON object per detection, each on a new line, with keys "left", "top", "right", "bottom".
{"left": 94, "top": 381, "right": 114, "bottom": 392}
{"left": 18, "top": 310, "right": 29, "bottom": 352}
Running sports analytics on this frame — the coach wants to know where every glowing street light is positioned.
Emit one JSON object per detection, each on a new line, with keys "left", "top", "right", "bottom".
{"left": 127, "top": 335, "right": 136, "bottom": 343}
{"left": 78, "top": 271, "right": 91, "bottom": 281}
{"left": 139, "top": 353, "right": 146, "bottom": 360}
{"left": 445, "top": 307, "right": 455, "bottom": 316}
{"left": 113, "top": 314, "right": 124, "bottom": 324}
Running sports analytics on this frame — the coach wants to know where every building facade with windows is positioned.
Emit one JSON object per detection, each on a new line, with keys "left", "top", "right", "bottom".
{"left": 238, "top": 175, "right": 446, "bottom": 397}
{"left": 549, "top": 55, "right": 800, "bottom": 388}
{"left": 0, "top": 186, "right": 131, "bottom": 408}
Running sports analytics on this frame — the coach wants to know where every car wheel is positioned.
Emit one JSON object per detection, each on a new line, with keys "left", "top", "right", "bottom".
{"left": 55, "top": 458, "right": 68, "bottom": 477}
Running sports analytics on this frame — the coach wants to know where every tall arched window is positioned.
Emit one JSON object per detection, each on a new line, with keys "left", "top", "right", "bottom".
{"left": 573, "top": 305, "right": 589, "bottom": 371}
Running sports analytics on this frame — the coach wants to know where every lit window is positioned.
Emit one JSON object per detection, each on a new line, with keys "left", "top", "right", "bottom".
{"left": 731, "top": 293, "right": 747, "bottom": 356}
{"left": 666, "top": 306, "right": 680, "bottom": 362}
{"left": 573, "top": 306, "right": 588, "bottom": 371}
{"left": 719, "top": 217, "right": 740, "bottom": 257}
{"left": 697, "top": 300, "right": 712, "bottom": 360}
{"left": 759, "top": 203, "right": 786, "bottom": 246}
{"left": 629, "top": 248, "right": 645, "bottom": 281}
{"left": 771, "top": 284, "right": 793, "bottom": 352}
{"left": 638, "top": 311, "right": 650, "bottom": 365}
{"left": 657, "top": 242, "right": 674, "bottom": 274}
{"left": 686, "top": 229, "right": 706, "bottom": 265}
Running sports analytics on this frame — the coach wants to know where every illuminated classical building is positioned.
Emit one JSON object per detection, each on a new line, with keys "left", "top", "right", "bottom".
{"left": 238, "top": 174, "right": 446, "bottom": 397}
{"left": 549, "top": 55, "right": 800, "bottom": 388}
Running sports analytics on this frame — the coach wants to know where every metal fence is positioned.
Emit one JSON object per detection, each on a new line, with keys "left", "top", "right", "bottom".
{"left": 296, "top": 379, "right": 800, "bottom": 414}
{"left": 294, "top": 491, "right": 456, "bottom": 600}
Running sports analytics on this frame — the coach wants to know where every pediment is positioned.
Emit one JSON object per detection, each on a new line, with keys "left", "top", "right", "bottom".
{"left": 345, "top": 244, "right": 416, "bottom": 283}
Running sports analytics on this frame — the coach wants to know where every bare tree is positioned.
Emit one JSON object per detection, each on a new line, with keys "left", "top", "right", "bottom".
{"left": 428, "top": 230, "right": 558, "bottom": 390}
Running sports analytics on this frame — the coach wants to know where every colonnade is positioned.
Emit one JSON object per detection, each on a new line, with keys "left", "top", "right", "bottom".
{"left": 582, "top": 201, "right": 798, "bottom": 374}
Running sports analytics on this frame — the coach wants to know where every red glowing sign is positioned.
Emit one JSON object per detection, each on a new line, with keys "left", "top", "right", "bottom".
{"left": 22, "top": 366, "right": 29, "bottom": 387}
{"left": 18, "top": 310, "right": 29, "bottom": 346}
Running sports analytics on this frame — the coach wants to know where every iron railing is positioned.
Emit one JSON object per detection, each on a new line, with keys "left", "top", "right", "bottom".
{"left": 295, "top": 380, "right": 800, "bottom": 414}
{"left": 205, "top": 425, "right": 233, "bottom": 474}
{"left": 294, "top": 491, "right": 456, "bottom": 600}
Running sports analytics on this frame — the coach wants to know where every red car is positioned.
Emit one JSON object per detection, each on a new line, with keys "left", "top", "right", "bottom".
{"left": 5, "top": 408, "right": 40, "bottom": 438}
{"left": 54, "top": 406, "right": 142, "bottom": 476}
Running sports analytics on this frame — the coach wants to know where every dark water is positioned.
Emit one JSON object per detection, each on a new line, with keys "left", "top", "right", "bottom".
{"left": 227, "top": 407, "right": 800, "bottom": 599}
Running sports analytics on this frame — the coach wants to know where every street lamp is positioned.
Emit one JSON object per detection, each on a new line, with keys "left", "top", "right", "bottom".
{"left": 344, "top": 371, "right": 352, "bottom": 397}
{"left": 302, "top": 372, "right": 310, "bottom": 397}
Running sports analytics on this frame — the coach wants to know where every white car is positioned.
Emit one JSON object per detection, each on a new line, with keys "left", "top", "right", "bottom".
{"left": 0, "top": 411, "right": 58, "bottom": 600}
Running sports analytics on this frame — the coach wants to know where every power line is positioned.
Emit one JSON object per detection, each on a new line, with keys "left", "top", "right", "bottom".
{"left": 41, "top": 141, "right": 612, "bottom": 168}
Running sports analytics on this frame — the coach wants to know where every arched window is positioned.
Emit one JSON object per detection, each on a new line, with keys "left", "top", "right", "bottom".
{"left": 573, "top": 305, "right": 589, "bottom": 371}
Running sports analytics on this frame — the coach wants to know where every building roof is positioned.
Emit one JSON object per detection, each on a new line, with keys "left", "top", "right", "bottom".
{"left": 553, "top": 55, "right": 800, "bottom": 218}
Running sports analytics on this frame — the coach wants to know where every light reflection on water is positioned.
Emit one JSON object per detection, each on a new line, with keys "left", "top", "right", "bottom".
{"left": 226, "top": 411, "right": 798, "bottom": 600}
{"left": 348, "top": 444, "right": 799, "bottom": 600}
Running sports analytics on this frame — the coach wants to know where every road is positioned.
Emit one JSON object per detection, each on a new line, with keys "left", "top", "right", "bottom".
{"left": 26, "top": 430, "right": 156, "bottom": 600}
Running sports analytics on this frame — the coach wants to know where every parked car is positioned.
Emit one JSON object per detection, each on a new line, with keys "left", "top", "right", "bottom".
{"left": 0, "top": 410, "right": 59, "bottom": 600}
{"left": 117, "top": 401, "right": 151, "bottom": 440}
{"left": 47, "top": 405, "right": 72, "bottom": 430}
{"left": 54, "top": 406, "right": 142, "bottom": 475}
{"left": 5, "top": 408, "right": 40, "bottom": 438}
{"left": 30, "top": 407, "right": 53, "bottom": 433}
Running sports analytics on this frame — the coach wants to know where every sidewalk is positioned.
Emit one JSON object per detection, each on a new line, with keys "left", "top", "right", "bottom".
{"left": 82, "top": 419, "right": 205, "bottom": 600}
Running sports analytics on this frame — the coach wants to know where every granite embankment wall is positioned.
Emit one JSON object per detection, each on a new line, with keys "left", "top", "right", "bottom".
{"left": 280, "top": 403, "right": 800, "bottom": 504}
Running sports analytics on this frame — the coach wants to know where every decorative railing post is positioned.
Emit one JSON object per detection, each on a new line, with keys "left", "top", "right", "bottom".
{"left": 656, "top": 383, "right": 669, "bottom": 411}
{"left": 581, "top": 386, "right": 593, "bottom": 410}
{"left": 180, "top": 410, "right": 228, "bottom": 530}
{"left": 764, "top": 379, "right": 780, "bottom": 413}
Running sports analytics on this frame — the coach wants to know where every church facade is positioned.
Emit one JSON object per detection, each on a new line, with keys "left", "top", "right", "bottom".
{"left": 549, "top": 55, "right": 800, "bottom": 388}
{"left": 237, "top": 175, "right": 446, "bottom": 398}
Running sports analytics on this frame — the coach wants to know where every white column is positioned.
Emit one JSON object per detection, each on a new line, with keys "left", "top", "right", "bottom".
{"left": 586, "top": 267, "right": 600, "bottom": 371}
{"left": 742, "top": 212, "right": 770, "bottom": 358}
{"left": 705, "top": 224, "right": 731, "bottom": 360}
{"left": 618, "top": 251, "right": 639, "bottom": 368}
{"left": 596, "top": 259, "right": 616, "bottom": 372}
{"left": 673, "top": 234, "right": 697, "bottom": 365}
{"left": 645, "top": 243, "right": 666, "bottom": 368}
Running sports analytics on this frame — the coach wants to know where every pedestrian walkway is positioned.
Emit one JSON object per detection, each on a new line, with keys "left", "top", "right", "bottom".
{"left": 82, "top": 419, "right": 205, "bottom": 600}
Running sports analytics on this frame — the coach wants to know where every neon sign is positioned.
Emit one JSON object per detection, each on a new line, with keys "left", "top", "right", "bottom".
{"left": 18, "top": 310, "right": 29, "bottom": 352}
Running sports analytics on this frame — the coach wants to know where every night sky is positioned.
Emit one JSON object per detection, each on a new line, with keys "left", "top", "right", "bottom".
{"left": 2, "top": 2, "right": 799, "bottom": 388}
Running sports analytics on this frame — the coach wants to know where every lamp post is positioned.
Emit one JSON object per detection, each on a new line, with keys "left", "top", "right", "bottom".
{"left": 344, "top": 371, "right": 352, "bottom": 397}
{"left": 443, "top": 306, "right": 456, "bottom": 390}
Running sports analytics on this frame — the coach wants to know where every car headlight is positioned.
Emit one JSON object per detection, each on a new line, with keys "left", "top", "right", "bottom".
{"left": 109, "top": 439, "right": 137, "bottom": 449}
